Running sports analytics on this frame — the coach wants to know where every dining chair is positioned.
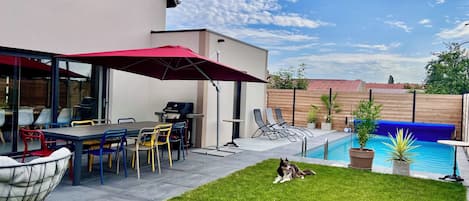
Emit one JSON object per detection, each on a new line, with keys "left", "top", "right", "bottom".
{"left": 20, "top": 129, "right": 54, "bottom": 162}
{"left": 71, "top": 120, "right": 115, "bottom": 172}
{"left": 88, "top": 129, "right": 128, "bottom": 185}
{"left": 0, "top": 109, "right": 5, "bottom": 143}
{"left": 33, "top": 108, "right": 52, "bottom": 129}
{"left": 125, "top": 127, "right": 161, "bottom": 179}
{"left": 18, "top": 108, "right": 34, "bottom": 128}
{"left": 19, "top": 128, "right": 75, "bottom": 180}
{"left": 156, "top": 123, "right": 173, "bottom": 167}
{"left": 170, "top": 121, "right": 187, "bottom": 160}
{"left": 57, "top": 108, "right": 72, "bottom": 127}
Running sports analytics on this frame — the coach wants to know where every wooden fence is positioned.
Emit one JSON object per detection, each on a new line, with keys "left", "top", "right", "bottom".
{"left": 267, "top": 89, "right": 463, "bottom": 140}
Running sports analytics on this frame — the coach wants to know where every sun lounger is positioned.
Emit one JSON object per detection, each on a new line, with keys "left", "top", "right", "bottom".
{"left": 265, "top": 108, "right": 312, "bottom": 138}
{"left": 252, "top": 109, "right": 296, "bottom": 142}
{"left": 274, "top": 108, "right": 315, "bottom": 137}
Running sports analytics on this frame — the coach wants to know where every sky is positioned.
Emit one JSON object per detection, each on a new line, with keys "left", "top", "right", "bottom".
{"left": 167, "top": 0, "right": 469, "bottom": 83}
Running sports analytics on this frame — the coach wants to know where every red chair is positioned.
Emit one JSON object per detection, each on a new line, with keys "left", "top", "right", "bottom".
{"left": 20, "top": 128, "right": 74, "bottom": 180}
{"left": 20, "top": 129, "right": 54, "bottom": 163}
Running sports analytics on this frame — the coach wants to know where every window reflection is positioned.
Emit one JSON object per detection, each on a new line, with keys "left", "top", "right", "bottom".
{"left": 0, "top": 55, "right": 93, "bottom": 155}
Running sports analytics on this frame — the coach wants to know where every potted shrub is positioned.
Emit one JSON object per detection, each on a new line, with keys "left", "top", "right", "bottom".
{"left": 306, "top": 105, "right": 319, "bottom": 129}
{"left": 319, "top": 93, "right": 341, "bottom": 130}
{"left": 383, "top": 128, "right": 419, "bottom": 176}
{"left": 349, "top": 99, "right": 382, "bottom": 170}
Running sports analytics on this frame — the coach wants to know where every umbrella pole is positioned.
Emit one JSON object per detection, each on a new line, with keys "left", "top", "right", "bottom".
{"left": 216, "top": 84, "right": 220, "bottom": 151}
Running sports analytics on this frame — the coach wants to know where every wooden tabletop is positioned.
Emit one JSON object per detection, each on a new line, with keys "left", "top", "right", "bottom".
{"left": 437, "top": 140, "right": 469, "bottom": 147}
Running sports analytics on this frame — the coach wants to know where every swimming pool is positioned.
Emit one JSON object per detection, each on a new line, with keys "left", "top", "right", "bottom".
{"left": 304, "top": 135, "right": 455, "bottom": 175}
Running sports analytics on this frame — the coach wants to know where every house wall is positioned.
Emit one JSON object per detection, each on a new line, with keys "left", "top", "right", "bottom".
{"left": 111, "top": 31, "right": 200, "bottom": 123}
{"left": 206, "top": 32, "right": 267, "bottom": 143}
{"left": 0, "top": 0, "right": 166, "bottom": 53}
{"left": 151, "top": 30, "right": 267, "bottom": 147}
{"left": 0, "top": 0, "right": 169, "bottom": 123}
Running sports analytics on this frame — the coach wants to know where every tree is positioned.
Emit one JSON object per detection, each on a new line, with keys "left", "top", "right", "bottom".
{"left": 388, "top": 75, "right": 394, "bottom": 84}
{"left": 269, "top": 63, "right": 309, "bottom": 89}
{"left": 425, "top": 43, "right": 469, "bottom": 94}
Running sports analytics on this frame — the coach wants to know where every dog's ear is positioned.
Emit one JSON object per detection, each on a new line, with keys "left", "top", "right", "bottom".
{"left": 285, "top": 158, "right": 289, "bottom": 162}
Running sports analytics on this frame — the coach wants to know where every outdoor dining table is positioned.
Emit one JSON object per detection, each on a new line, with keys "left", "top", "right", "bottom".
{"left": 42, "top": 121, "right": 166, "bottom": 185}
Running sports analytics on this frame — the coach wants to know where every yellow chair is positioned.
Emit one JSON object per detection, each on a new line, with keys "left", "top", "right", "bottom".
{"left": 71, "top": 120, "right": 112, "bottom": 172}
{"left": 125, "top": 126, "right": 161, "bottom": 179}
{"left": 156, "top": 123, "right": 173, "bottom": 167}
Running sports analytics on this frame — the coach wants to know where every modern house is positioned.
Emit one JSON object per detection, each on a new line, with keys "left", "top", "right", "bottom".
{"left": 0, "top": 0, "right": 267, "bottom": 155}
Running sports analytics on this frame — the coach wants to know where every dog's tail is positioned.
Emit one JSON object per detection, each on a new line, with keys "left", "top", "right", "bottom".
{"left": 303, "top": 169, "right": 316, "bottom": 175}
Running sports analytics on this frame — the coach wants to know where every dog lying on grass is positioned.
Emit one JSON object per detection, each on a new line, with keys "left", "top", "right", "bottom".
{"left": 273, "top": 158, "right": 316, "bottom": 184}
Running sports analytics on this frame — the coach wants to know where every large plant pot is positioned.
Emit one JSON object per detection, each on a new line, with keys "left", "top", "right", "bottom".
{"left": 349, "top": 148, "right": 374, "bottom": 170}
{"left": 392, "top": 160, "right": 410, "bottom": 176}
{"left": 307, "top": 123, "right": 316, "bottom": 129}
{"left": 321, "top": 122, "right": 331, "bottom": 130}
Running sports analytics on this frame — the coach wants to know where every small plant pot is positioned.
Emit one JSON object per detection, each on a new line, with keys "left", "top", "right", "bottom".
{"left": 307, "top": 123, "right": 316, "bottom": 129}
{"left": 321, "top": 122, "right": 331, "bottom": 130}
{"left": 349, "top": 148, "right": 374, "bottom": 170}
{"left": 392, "top": 160, "right": 410, "bottom": 176}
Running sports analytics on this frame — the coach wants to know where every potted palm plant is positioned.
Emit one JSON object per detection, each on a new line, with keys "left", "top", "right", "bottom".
{"left": 383, "top": 129, "right": 419, "bottom": 176}
{"left": 306, "top": 105, "right": 319, "bottom": 129}
{"left": 319, "top": 93, "right": 341, "bottom": 130}
{"left": 349, "top": 99, "right": 382, "bottom": 170}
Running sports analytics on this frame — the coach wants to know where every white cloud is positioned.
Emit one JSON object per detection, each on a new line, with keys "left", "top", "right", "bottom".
{"left": 435, "top": 0, "right": 445, "bottom": 4}
{"left": 270, "top": 53, "right": 432, "bottom": 83}
{"left": 436, "top": 21, "right": 469, "bottom": 39}
{"left": 385, "top": 21, "right": 412, "bottom": 32}
{"left": 266, "top": 43, "right": 318, "bottom": 51}
{"left": 351, "top": 42, "right": 401, "bottom": 51}
{"left": 167, "top": 0, "right": 329, "bottom": 29}
{"left": 419, "top": 19, "right": 432, "bottom": 28}
{"left": 219, "top": 27, "right": 317, "bottom": 45}
{"left": 419, "top": 19, "right": 431, "bottom": 24}
{"left": 285, "top": 0, "right": 299, "bottom": 3}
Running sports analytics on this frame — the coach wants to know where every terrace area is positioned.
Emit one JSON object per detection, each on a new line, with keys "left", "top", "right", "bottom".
{"left": 44, "top": 130, "right": 469, "bottom": 201}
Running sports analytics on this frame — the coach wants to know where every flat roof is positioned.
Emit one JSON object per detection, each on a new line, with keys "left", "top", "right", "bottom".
{"left": 151, "top": 28, "right": 268, "bottom": 52}
{"left": 0, "top": 46, "right": 57, "bottom": 59}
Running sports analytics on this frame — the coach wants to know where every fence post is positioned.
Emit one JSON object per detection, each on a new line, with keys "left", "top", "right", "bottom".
{"left": 412, "top": 90, "right": 416, "bottom": 123}
{"left": 292, "top": 87, "right": 296, "bottom": 126}
{"left": 329, "top": 88, "right": 332, "bottom": 118}
{"left": 369, "top": 89, "right": 372, "bottom": 101}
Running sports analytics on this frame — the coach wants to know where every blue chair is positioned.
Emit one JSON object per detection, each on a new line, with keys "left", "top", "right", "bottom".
{"left": 170, "top": 121, "right": 186, "bottom": 160}
{"left": 88, "top": 129, "right": 128, "bottom": 184}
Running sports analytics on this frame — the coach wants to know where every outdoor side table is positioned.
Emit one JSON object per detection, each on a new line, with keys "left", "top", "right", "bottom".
{"left": 437, "top": 140, "right": 469, "bottom": 182}
{"left": 223, "top": 119, "right": 243, "bottom": 147}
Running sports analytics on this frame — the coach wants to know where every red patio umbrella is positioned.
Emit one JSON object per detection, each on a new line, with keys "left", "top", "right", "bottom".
{"left": 57, "top": 45, "right": 265, "bottom": 82}
{"left": 0, "top": 55, "right": 86, "bottom": 78}
{"left": 58, "top": 45, "right": 266, "bottom": 151}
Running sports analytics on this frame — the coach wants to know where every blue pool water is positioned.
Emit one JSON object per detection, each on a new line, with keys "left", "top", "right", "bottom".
{"left": 305, "top": 135, "right": 455, "bottom": 175}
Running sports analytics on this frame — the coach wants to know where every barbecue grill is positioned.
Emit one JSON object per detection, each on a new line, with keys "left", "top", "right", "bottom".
{"left": 155, "top": 102, "right": 194, "bottom": 147}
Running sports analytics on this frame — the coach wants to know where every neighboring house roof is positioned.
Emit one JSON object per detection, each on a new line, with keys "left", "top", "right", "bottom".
{"left": 365, "top": 83, "right": 406, "bottom": 89}
{"left": 307, "top": 79, "right": 365, "bottom": 92}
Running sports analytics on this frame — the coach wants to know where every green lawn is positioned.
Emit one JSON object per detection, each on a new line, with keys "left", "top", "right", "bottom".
{"left": 170, "top": 159, "right": 466, "bottom": 201}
